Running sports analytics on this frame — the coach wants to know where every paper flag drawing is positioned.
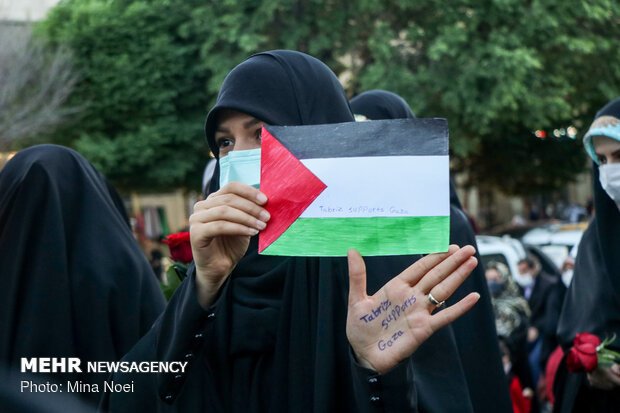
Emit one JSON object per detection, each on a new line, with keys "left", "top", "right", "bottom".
{"left": 259, "top": 118, "right": 450, "bottom": 256}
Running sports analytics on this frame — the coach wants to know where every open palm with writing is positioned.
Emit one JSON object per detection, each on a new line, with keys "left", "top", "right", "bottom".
{"left": 346, "top": 245, "right": 480, "bottom": 374}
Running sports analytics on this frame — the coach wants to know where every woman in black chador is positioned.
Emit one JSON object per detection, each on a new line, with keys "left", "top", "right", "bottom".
{"left": 351, "top": 89, "right": 513, "bottom": 412}
{"left": 553, "top": 98, "right": 620, "bottom": 412}
{"left": 103, "top": 51, "right": 482, "bottom": 412}
{"left": 0, "top": 145, "right": 166, "bottom": 406}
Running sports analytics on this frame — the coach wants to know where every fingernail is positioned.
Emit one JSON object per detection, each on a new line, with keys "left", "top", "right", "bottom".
{"left": 257, "top": 192, "right": 267, "bottom": 203}
{"left": 256, "top": 220, "right": 267, "bottom": 230}
{"left": 259, "top": 210, "right": 270, "bottom": 221}
{"left": 249, "top": 228, "right": 258, "bottom": 235}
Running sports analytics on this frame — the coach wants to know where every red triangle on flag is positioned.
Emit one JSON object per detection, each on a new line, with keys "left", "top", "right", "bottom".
{"left": 259, "top": 126, "right": 326, "bottom": 253}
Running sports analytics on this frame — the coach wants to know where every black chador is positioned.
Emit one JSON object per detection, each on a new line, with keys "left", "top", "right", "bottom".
{"left": 0, "top": 145, "right": 166, "bottom": 406}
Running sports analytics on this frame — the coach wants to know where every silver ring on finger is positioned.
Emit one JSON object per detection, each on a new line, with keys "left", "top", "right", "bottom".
{"left": 428, "top": 292, "right": 445, "bottom": 308}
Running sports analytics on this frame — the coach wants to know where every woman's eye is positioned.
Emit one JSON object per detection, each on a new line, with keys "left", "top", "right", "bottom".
{"left": 599, "top": 156, "right": 607, "bottom": 165}
{"left": 217, "top": 138, "right": 233, "bottom": 149}
{"left": 256, "top": 129, "right": 262, "bottom": 141}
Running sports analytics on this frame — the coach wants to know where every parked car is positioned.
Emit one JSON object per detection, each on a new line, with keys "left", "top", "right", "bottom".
{"left": 521, "top": 222, "right": 587, "bottom": 270}
{"left": 476, "top": 235, "right": 527, "bottom": 279}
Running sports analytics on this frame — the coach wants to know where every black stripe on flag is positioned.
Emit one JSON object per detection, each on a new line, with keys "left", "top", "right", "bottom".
{"left": 264, "top": 118, "right": 448, "bottom": 160}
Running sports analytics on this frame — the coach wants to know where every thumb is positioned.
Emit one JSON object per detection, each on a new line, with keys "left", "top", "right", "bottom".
{"left": 347, "top": 249, "right": 367, "bottom": 305}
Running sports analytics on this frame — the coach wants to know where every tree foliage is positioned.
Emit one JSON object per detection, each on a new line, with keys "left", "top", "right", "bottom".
{"left": 36, "top": 0, "right": 620, "bottom": 194}
{"left": 346, "top": 0, "right": 620, "bottom": 194}
{"left": 37, "top": 0, "right": 211, "bottom": 190}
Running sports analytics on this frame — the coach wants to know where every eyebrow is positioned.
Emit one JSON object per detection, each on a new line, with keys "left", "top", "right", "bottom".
{"left": 244, "top": 118, "right": 262, "bottom": 129}
{"left": 595, "top": 148, "right": 620, "bottom": 158}
{"left": 215, "top": 118, "right": 262, "bottom": 134}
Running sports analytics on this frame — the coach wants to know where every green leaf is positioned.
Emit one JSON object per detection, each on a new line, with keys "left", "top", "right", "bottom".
{"left": 160, "top": 265, "right": 183, "bottom": 301}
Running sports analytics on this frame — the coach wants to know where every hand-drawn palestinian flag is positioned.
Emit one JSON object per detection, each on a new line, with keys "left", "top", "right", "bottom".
{"left": 259, "top": 118, "right": 450, "bottom": 256}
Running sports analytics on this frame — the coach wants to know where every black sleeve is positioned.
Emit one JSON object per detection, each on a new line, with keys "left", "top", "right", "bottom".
{"left": 540, "top": 282, "right": 566, "bottom": 337}
{"left": 100, "top": 267, "right": 222, "bottom": 412}
{"left": 539, "top": 282, "right": 566, "bottom": 366}
{"left": 446, "top": 207, "right": 514, "bottom": 412}
{"left": 350, "top": 351, "right": 417, "bottom": 412}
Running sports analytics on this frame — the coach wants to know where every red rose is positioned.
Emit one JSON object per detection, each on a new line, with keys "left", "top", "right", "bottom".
{"left": 566, "top": 343, "right": 598, "bottom": 373}
{"left": 163, "top": 232, "right": 193, "bottom": 264}
{"left": 574, "top": 333, "right": 601, "bottom": 347}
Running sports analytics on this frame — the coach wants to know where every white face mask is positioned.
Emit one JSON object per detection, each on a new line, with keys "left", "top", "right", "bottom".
{"left": 514, "top": 272, "right": 534, "bottom": 288}
{"left": 599, "top": 164, "right": 620, "bottom": 203}
{"left": 562, "top": 269, "right": 574, "bottom": 287}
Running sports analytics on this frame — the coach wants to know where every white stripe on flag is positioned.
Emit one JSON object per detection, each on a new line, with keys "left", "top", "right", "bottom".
{"left": 299, "top": 155, "right": 449, "bottom": 219}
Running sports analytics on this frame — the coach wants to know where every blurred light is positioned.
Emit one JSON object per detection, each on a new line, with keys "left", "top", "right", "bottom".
{"left": 560, "top": 128, "right": 566, "bottom": 135}
{"left": 535, "top": 130, "right": 546, "bottom": 138}
{"left": 7, "top": 152, "right": 16, "bottom": 160}
{"left": 553, "top": 129, "right": 561, "bottom": 137}
{"left": 567, "top": 126, "right": 577, "bottom": 138}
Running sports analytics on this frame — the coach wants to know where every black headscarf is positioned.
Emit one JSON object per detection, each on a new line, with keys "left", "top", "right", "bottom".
{"left": 553, "top": 100, "right": 620, "bottom": 412}
{"left": 349, "top": 89, "right": 512, "bottom": 412}
{"left": 104, "top": 51, "right": 475, "bottom": 413}
{"left": 350, "top": 89, "right": 416, "bottom": 120}
{"left": 206, "top": 51, "right": 354, "bottom": 156}
{"left": 0, "top": 145, "right": 166, "bottom": 405}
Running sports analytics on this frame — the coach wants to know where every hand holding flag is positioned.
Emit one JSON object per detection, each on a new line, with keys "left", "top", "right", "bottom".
{"left": 190, "top": 181, "right": 270, "bottom": 308}
{"left": 346, "top": 245, "right": 480, "bottom": 374}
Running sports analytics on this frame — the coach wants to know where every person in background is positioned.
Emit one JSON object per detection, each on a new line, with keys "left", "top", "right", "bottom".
{"left": 351, "top": 89, "right": 513, "bottom": 412}
{"left": 563, "top": 204, "right": 588, "bottom": 223}
{"left": 0, "top": 145, "right": 166, "bottom": 407}
{"left": 485, "top": 261, "right": 536, "bottom": 410}
{"left": 499, "top": 339, "right": 533, "bottom": 413}
{"left": 559, "top": 255, "right": 575, "bottom": 288}
{"left": 554, "top": 97, "right": 620, "bottom": 412}
{"left": 350, "top": 89, "right": 416, "bottom": 120}
{"left": 517, "top": 255, "right": 565, "bottom": 386}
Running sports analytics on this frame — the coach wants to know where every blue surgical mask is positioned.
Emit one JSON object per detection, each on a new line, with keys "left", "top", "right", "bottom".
{"left": 487, "top": 280, "right": 505, "bottom": 297}
{"left": 219, "top": 148, "right": 261, "bottom": 189}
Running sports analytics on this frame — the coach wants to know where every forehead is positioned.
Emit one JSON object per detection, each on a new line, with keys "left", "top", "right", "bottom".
{"left": 215, "top": 109, "right": 256, "bottom": 129}
{"left": 592, "top": 135, "right": 620, "bottom": 152}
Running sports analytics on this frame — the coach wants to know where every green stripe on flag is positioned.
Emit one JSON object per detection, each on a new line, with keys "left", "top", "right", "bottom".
{"left": 261, "top": 216, "right": 449, "bottom": 257}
